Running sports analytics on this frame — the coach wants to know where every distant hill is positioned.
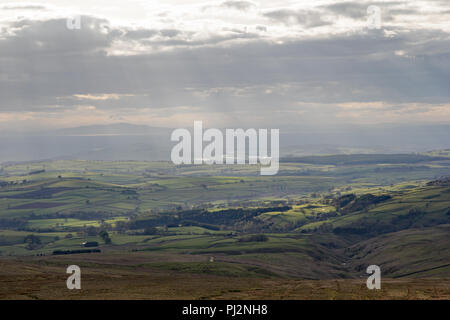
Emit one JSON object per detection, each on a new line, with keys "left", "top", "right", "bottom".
{"left": 0, "top": 123, "right": 449, "bottom": 163}
{"left": 49, "top": 123, "right": 172, "bottom": 136}
{"left": 281, "top": 154, "right": 448, "bottom": 165}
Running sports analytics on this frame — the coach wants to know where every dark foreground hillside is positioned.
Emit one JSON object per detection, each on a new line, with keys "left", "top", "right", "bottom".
{"left": 0, "top": 254, "right": 449, "bottom": 300}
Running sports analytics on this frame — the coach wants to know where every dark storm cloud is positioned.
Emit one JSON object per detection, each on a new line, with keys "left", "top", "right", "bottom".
{"left": 0, "top": 17, "right": 114, "bottom": 56}
{"left": 0, "top": 14, "right": 450, "bottom": 122}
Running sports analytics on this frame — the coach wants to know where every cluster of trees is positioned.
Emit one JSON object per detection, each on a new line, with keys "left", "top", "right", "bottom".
{"left": 427, "top": 177, "right": 450, "bottom": 186}
{"left": 0, "top": 180, "right": 31, "bottom": 187}
{"left": 332, "top": 193, "right": 391, "bottom": 214}
{"left": 24, "top": 234, "right": 42, "bottom": 250}
{"left": 0, "top": 218, "right": 28, "bottom": 229}
{"left": 28, "top": 169, "right": 45, "bottom": 175}
{"left": 23, "top": 211, "right": 116, "bottom": 222}
{"left": 53, "top": 249, "right": 101, "bottom": 255}
{"left": 99, "top": 230, "right": 112, "bottom": 244}
{"left": 238, "top": 234, "right": 268, "bottom": 242}
{"left": 126, "top": 206, "right": 292, "bottom": 232}
{"left": 82, "top": 226, "right": 112, "bottom": 244}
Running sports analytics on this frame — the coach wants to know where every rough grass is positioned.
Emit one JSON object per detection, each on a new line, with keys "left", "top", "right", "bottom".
{"left": 0, "top": 254, "right": 448, "bottom": 300}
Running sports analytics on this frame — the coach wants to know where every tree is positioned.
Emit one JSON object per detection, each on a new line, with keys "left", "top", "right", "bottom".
{"left": 24, "top": 234, "right": 41, "bottom": 250}
{"left": 99, "top": 230, "right": 112, "bottom": 244}
{"left": 86, "top": 226, "right": 97, "bottom": 236}
{"left": 115, "top": 221, "right": 129, "bottom": 233}
{"left": 143, "top": 227, "right": 158, "bottom": 235}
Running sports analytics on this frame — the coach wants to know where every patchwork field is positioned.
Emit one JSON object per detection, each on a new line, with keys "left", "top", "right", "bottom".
{"left": 0, "top": 155, "right": 449, "bottom": 299}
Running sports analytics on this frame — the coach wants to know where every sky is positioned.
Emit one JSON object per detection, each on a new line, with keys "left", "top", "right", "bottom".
{"left": 0, "top": 0, "right": 450, "bottom": 130}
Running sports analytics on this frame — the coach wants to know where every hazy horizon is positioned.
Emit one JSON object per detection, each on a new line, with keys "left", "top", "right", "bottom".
{"left": 0, "top": 121, "right": 449, "bottom": 163}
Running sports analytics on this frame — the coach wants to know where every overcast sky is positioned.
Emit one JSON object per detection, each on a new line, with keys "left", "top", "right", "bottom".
{"left": 0, "top": 0, "right": 449, "bottom": 130}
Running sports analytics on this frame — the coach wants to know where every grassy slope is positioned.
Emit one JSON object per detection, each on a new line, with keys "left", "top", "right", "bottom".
{"left": 1, "top": 253, "right": 449, "bottom": 299}
{"left": 346, "top": 225, "right": 450, "bottom": 278}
